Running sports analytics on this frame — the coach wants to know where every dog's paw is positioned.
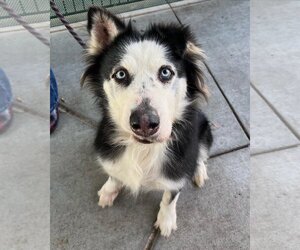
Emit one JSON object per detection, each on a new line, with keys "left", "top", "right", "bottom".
{"left": 154, "top": 209, "right": 177, "bottom": 237}
{"left": 193, "top": 162, "right": 208, "bottom": 188}
{"left": 97, "top": 189, "right": 119, "bottom": 208}
{"left": 193, "top": 171, "right": 208, "bottom": 187}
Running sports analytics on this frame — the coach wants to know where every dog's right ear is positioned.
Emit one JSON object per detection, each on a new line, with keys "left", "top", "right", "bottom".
{"left": 86, "top": 7, "right": 125, "bottom": 55}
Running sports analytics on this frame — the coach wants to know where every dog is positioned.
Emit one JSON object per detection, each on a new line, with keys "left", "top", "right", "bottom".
{"left": 81, "top": 7, "right": 213, "bottom": 237}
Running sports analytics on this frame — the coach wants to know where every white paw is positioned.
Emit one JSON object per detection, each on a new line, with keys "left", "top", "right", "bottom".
{"left": 193, "top": 162, "right": 208, "bottom": 188}
{"left": 154, "top": 209, "right": 177, "bottom": 237}
{"left": 97, "top": 188, "right": 119, "bottom": 208}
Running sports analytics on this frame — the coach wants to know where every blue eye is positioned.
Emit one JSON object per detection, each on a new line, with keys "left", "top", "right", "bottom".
{"left": 115, "top": 70, "right": 126, "bottom": 80}
{"left": 159, "top": 66, "right": 174, "bottom": 82}
{"left": 112, "top": 67, "right": 130, "bottom": 86}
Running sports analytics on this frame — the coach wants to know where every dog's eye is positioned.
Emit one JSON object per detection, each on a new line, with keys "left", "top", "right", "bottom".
{"left": 112, "top": 68, "right": 130, "bottom": 85}
{"left": 115, "top": 70, "right": 126, "bottom": 80}
{"left": 159, "top": 66, "right": 174, "bottom": 82}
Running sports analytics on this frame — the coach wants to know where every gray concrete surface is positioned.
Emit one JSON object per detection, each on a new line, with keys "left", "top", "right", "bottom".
{"left": 0, "top": 112, "right": 49, "bottom": 250}
{"left": 50, "top": 1, "right": 250, "bottom": 249}
{"left": 251, "top": 0, "right": 300, "bottom": 138}
{"left": 206, "top": 70, "right": 248, "bottom": 155}
{"left": 251, "top": 147, "right": 300, "bottom": 250}
{"left": 250, "top": 0, "right": 300, "bottom": 249}
{"left": 250, "top": 88, "right": 298, "bottom": 155}
{"left": 0, "top": 25, "right": 49, "bottom": 249}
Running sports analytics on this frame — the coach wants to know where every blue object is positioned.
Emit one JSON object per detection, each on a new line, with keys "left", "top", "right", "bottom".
{"left": 50, "top": 68, "right": 58, "bottom": 113}
{"left": 50, "top": 68, "right": 59, "bottom": 133}
{"left": 0, "top": 68, "right": 12, "bottom": 113}
{"left": 0, "top": 68, "right": 13, "bottom": 132}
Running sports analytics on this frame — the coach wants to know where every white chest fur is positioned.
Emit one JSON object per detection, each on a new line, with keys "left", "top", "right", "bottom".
{"left": 97, "top": 142, "right": 185, "bottom": 193}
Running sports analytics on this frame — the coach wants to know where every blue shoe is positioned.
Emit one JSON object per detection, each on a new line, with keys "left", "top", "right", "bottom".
{"left": 0, "top": 69, "right": 13, "bottom": 133}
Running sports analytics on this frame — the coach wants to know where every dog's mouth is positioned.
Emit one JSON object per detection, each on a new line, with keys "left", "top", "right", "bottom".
{"left": 132, "top": 134, "right": 170, "bottom": 144}
{"left": 133, "top": 136, "right": 153, "bottom": 144}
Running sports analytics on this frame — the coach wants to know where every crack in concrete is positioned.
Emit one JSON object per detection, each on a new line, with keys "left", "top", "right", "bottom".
{"left": 251, "top": 82, "right": 300, "bottom": 140}
{"left": 58, "top": 102, "right": 98, "bottom": 129}
{"left": 251, "top": 144, "right": 300, "bottom": 157}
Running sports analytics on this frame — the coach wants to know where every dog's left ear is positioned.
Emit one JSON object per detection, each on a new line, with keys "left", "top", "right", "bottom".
{"left": 145, "top": 25, "right": 209, "bottom": 100}
{"left": 183, "top": 39, "right": 210, "bottom": 101}
{"left": 86, "top": 7, "right": 125, "bottom": 55}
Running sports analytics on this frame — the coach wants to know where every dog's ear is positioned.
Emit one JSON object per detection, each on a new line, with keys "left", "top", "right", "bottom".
{"left": 184, "top": 39, "right": 210, "bottom": 101}
{"left": 145, "top": 25, "right": 209, "bottom": 100}
{"left": 86, "top": 7, "right": 125, "bottom": 55}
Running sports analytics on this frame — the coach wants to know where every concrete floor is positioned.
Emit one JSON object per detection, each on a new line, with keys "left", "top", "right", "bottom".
{"left": 0, "top": 28, "right": 50, "bottom": 249}
{"left": 51, "top": 1, "right": 250, "bottom": 249}
{"left": 251, "top": 0, "right": 300, "bottom": 249}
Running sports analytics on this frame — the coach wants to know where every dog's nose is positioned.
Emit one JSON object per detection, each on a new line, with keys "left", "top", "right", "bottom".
{"left": 130, "top": 108, "right": 160, "bottom": 137}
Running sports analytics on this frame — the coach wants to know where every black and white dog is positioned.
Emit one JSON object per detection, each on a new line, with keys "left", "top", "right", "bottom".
{"left": 81, "top": 7, "right": 213, "bottom": 237}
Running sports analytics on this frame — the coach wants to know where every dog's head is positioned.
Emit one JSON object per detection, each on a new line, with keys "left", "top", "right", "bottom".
{"left": 81, "top": 7, "right": 209, "bottom": 144}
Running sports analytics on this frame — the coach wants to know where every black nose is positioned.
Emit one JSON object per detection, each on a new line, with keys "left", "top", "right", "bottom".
{"left": 130, "top": 108, "right": 160, "bottom": 137}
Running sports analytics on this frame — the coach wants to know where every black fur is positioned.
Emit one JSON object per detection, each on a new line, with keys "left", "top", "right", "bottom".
{"left": 94, "top": 109, "right": 126, "bottom": 161}
{"left": 163, "top": 106, "right": 213, "bottom": 180}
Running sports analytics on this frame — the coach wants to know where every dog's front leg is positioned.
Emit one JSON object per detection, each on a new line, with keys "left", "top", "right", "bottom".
{"left": 98, "top": 176, "right": 123, "bottom": 208}
{"left": 155, "top": 190, "right": 180, "bottom": 237}
{"left": 193, "top": 159, "right": 209, "bottom": 188}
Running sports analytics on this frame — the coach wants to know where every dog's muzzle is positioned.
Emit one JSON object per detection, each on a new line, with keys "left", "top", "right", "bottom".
{"left": 130, "top": 101, "right": 160, "bottom": 142}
